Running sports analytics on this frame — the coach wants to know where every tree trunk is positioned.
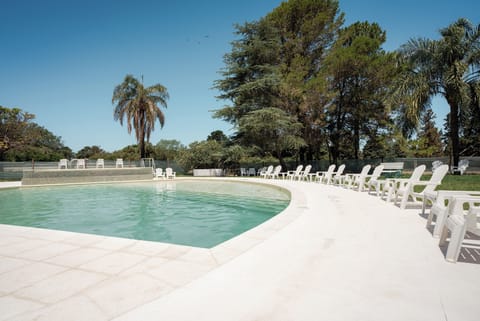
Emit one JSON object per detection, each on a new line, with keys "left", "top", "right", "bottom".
{"left": 447, "top": 94, "right": 460, "bottom": 167}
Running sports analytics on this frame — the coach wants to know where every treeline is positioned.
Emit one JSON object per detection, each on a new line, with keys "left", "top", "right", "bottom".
{"left": 213, "top": 0, "right": 480, "bottom": 168}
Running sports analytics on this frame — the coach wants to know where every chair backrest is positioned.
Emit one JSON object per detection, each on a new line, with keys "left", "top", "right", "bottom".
{"left": 96, "top": 159, "right": 104, "bottom": 168}
{"left": 248, "top": 168, "right": 256, "bottom": 175}
{"left": 155, "top": 168, "right": 163, "bottom": 176}
{"left": 432, "top": 160, "right": 442, "bottom": 172}
{"left": 358, "top": 164, "right": 372, "bottom": 178}
{"left": 410, "top": 164, "right": 426, "bottom": 181}
{"left": 334, "top": 164, "right": 345, "bottom": 177}
{"left": 166, "top": 167, "right": 174, "bottom": 177}
{"left": 116, "top": 158, "right": 123, "bottom": 168}
{"left": 240, "top": 168, "right": 247, "bottom": 176}
{"left": 303, "top": 164, "right": 312, "bottom": 176}
{"left": 370, "top": 164, "right": 384, "bottom": 180}
{"left": 76, "top": 159, "right": 85, "bottom": 168}
{"left": 294, "top": 165, "right": 303, "bottom": 174}
{"left": 324, "top": 164, "right": 336, "bottom": 178}
{"left": 265, "top": 165, "right": 274, "bottom": 175}
{"left": 459, "top": 159, "right": 469, "bottom": 169}
{"left": 58, "top": 159, "right": 68, "bottom": 168}
{"left": 273, "top": 165, "right": 282, "bottom": 175}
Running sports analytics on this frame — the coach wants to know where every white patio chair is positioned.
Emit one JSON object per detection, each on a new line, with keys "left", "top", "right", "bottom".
{"left": 383, "top": 165, "right": 426, "bottom": 202}
{"left": 240, "top": 168, "right": 247, "bottom": 176}
{"left": 332, "top": 164, "right": 347, "bottom": 185}
{"left": 296, "top": 164, "right": 312, "bottom": 181}
{"left": 261, "top": 165, "right": 274, "bottom": 179}
{"left": 248, "top": 168, "right": 256, "bottom": 176}
{"left": 439, "top": 196, "right": 480, "bottom": 263}
{"left": 116, "top": 158, "right": 124, "bottom": 168}
{"left": 154, "top": 168, "right": 165, "bottom": 179}
{"left": 96, "top": 159, "right": 104, "bottom": 168}
{"left": 431, "top": 160, "right": 443, "bottom": 173}
{"left": 315, "top": 164, "right": 335, "bottom": 184}
{"left": 344, "top": 164, "right": 372, "bottom": 191}
{"left": 76, "top": 158, "right": 86, "bottom": 169}
{"left": 58, "top": 159, "right": 68, "bottom": 169}
{"left": 366, "top": 164, "right": 386, "bottom": 196}
{"left": 287, "top": 165, "right": 303, "bottom": 180}
{"left": 451, "top": 159, "right": 469, "bottom": 175}
{"left": 425, "top": 190, "right": 480, "bottom": 238}
{"left": 165, "top": 167, "right": 176, "bottom": 179}
{"left": 268, "top": 165, "right": 282, "bottom": 179}
{"left": 395, "top": 164, "right": 449, "bottom": 209}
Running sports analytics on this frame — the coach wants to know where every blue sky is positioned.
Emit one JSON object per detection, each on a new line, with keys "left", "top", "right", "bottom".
{"left": 1, "top": 0, "right": 479, "bottom": 152}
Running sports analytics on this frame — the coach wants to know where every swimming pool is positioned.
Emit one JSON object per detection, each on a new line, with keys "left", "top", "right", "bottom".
{"left": 0, "top": 180, "right": 290, "bottom": 248}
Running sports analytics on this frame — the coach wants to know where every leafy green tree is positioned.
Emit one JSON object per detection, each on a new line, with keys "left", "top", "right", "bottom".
{"left": 0, "top": 106, "right": 72, "bottom": 161}
{"left": 112, "top": 75, "right": 169, "bottom": 159}
{"left": 393, "top": 18, "right": 480, "bottom": 166}
{"left": 415, "top": 108, "right": 444, "bottom": 157}
{"left": 323, "top": 21, "right": 397, "bottom": 161}
{"left": 176, "top": 140, "right": 224, "bottom": 171}
{"left": 76, "top": 145, "right": 107, "bottom": 159}
{"left": 207, "top": 130, "right": 229, "bottom": 145}
{"left": 153, "top": 139, "right": 184, "bottom": 161}
{"left": 238, "top": 107, "right": 305, "bottom": 168}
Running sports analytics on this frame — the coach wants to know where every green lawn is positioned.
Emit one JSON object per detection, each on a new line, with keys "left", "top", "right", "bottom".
{"left": 417, "top": 173, "right": 480, "bottom": 191}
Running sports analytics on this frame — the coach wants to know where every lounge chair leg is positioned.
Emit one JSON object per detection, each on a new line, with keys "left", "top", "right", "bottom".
{"left": 442, "top": 215, "right": 467, "bottom": 263}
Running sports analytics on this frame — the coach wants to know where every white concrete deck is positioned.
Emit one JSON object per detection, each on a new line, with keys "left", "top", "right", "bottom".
{"left": 0, "top": 178, "right": 479, "bottom": 321}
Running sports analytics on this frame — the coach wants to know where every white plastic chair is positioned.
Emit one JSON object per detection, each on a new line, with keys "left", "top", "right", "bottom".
{"left": 58, "top": 159, "right": 68, "bottom": 169}
{"left": 154, "top": 168, "right": 165, "bottom": 179}
{"left": 76, "top": 159, "right": 86, "bottom": 169}
{"left": 297, "top": 164, "right": 312, "bottom": 181}
{"left": 395, "top": 164, "right": 449, "bottom": 209}
{"left": 96, "top": 159, "right": 104, "bottom": 168}
{"left": 332, "top": 164, "right": 346, "bottom": 185}
{"left": 261, "top": 165, "right": 274, "bottom": 178}
{"left": 365, "top": 164, "right": 385, "bottom": 195}
{"left": 165, "top": 167, "right": 176, "bottom": 179}
{"left": 451, "top": 159, "right": 469, "bottom": 175}
{"left": 344, "top": 164, "right": 372, "bottom": 191}
{"left": 116, "top": 158, "right": 124, "bottom": 168}
{"left": 426, "top": 190, "right": 480, "bottom": 238}
{"left": 240, "top": 168, "right": 247, "bottom": 176}
{"left": 431, "top": 160, "right": 443, "bottom": 172}
{"left": 439, "top": 196, "right": 480, "bottom": 263}
{"left": 384, "top": 165, "right": 426, "bottom": 202}
{"left": 268, "top": 165, "right": 282, "bottom": 179}
{"left": 248, "top": 168, "right": 256, "bottom": 176}
{"left": 287, "top": 165, "right": 303, "bottom": 180}
{"left": 315, "top": 164, "right": 335, "bottom": 184}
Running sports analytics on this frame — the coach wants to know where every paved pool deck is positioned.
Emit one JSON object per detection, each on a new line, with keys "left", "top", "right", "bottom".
{"left": 0, "top": 178, "right": 479, "bottom": 321}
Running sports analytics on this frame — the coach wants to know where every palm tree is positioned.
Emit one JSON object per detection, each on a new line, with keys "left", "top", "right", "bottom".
{"left": 393, "top": 18, "right": 480, "bottom": 166}
{"left": 112, "top": 75, "right": 169, "bottom": 158}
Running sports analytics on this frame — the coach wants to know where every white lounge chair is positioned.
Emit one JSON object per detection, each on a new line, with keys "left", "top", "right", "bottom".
{"left": 332, "top": 164, "right": 347, "bottom": 185}
{"left": 315, "top": 164, "right": 335, "bottom": 184}
{"left": 344, "top": 164, "right": 372, "bottom": 191}
{"left": 297, "top": 164, "right": 312, "bottom": 181}
{"left": 287, "top": 165, "right": 303, "bottom": 180}
{"left": 261, "top": 165, "right": 274, "bottom": 179}
{"left": 383, "top": 165, "right": 426, "bottom": 202}
{"left": 395, "top": 164, "right": 449, "bottom": 209}
{"left": 439, "top": 196, "right": 480, "bottom": 263}
{"left": 451, "top": 159, "right": 469, "bottom": 175}
{"left": 248, "top": 168, "right": 256, "bottom": 176}
{"left": 268, "top": 165, "right": 282, "bottom": 179}
{"left": 240, "top": 168, "right": 247, "bottom": 176}
{"left": 425, "top": 190, "right": 480, "bottom": 238}
{"left": 431, "top": 160, "right": 443, "bottom": 172}
{"left": 58, "top": 159, "right": 68, "bottom": 169}
{"left": 116, "top": 158, "right": 124, "bottom": 168}
{"left": 154, "top": 168, "right": 165, "bottom": 179}
{"left": 76, "top": 158, "right": 86, "bottom": 169}
{"left": 166, "top": 167, "right": 176, "bottom": 179}
{"left": 96, "top": 159, "right": 104, "bottom": 168}
{"left": 365, "top": 164, "right": 385, "bottom": 196}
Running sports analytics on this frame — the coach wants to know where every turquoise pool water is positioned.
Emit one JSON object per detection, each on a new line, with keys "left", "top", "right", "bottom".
{"left": 0, "top": 180, "right": 290, "bottom": 248}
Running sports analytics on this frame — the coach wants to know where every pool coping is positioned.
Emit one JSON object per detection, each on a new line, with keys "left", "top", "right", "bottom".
{"left": 0, "top": 177, "right": 307, "bottom": 320}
